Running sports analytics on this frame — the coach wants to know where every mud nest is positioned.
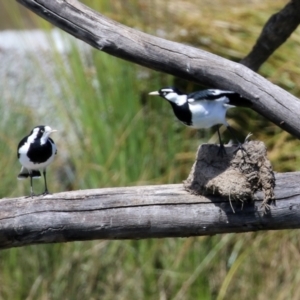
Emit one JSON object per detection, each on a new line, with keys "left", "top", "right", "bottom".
{"left": 184, "top": 140, "right": 275, "bottom": 212}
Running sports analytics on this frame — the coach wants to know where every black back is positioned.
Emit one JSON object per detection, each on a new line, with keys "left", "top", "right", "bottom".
{"left": 188, "top": 90, "right": 244, "bottom": 106}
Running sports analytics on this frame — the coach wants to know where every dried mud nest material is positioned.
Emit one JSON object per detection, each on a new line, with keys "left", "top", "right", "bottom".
{"left": 184, "top": 140, "right": 275, "bottom": 212}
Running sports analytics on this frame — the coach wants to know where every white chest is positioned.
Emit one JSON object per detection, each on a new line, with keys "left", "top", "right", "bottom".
{"left": 188, "top": 97, "right": 233, "bottom": 128}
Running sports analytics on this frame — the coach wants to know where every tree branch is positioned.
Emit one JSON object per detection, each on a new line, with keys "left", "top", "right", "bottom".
{"left": 240, "top": 0, "right": 300, "bottom": 71}
{"left": 0, "top": 172, "right": 299, "bottom": 249}
{"left": 15, "top": 0, "right": 300, "bottom": 139}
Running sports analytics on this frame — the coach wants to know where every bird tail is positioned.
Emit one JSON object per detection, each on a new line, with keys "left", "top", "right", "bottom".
{"left": 17, "top": 167, "right": 41, "bottom": 179}
{"left": 226, "top": 92, "right": 250, "bottom": 107}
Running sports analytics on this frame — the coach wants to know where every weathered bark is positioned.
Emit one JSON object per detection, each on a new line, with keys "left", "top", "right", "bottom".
{"left": 0, "top": 172, "right": 300, "bottom": 249}
{"left": 15, "top": 0, "right": 300, "bottom": 139}
{"left": 241, "top": 0, "right": 300, "bottom": 71}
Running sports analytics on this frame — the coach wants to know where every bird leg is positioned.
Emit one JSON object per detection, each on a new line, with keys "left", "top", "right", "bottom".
{"left": 42, "top": 170, "right": 50, "bottom": 195}
{"left": 25, "top": 174, "right": 36, "bottom": 198}
{"left": 30, "top": 175, "right": 34, "bottom": 198}
{"left": 226, "top": 125, "right": 247, "bottom": 154}
{"left": 217, "top": 127, "right": 226, "bottom": 156}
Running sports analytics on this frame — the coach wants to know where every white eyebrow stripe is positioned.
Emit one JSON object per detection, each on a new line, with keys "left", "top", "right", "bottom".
{"left": 161, "top": 88, "right": 175, "bottom": 93}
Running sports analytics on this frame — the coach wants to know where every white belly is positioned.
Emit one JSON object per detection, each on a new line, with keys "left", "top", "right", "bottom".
{"left": 19, "top": 153, "right": 55, "bottom": 170}
{"left": 188, "top": 98, "right": 232, "bottom": 129}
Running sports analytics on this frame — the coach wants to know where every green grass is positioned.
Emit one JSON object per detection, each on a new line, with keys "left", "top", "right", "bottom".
{"left": 0, "top": 236, "right": 235, "bottom": 300}
{"left": 1, "top": 0, "right": 300, "bottom": 299}
{"left": 47, "top": 44, "right": 200, "bottom": 189}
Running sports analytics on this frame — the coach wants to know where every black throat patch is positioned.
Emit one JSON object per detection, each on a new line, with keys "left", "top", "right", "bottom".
{"left": 27, "top": 140, "right": 53, "bottom": 164}
{"left": 169, "top": 102, "right": 192, "bottom": 126}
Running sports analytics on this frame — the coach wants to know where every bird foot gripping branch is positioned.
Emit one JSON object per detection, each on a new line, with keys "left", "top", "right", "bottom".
{"left": 184, "top": 140, "right": 275, "bottom": 213}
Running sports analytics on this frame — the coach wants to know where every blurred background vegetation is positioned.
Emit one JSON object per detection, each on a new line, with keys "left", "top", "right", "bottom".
{"left": 0, "top": 0, "right": 300, "bottom": 299}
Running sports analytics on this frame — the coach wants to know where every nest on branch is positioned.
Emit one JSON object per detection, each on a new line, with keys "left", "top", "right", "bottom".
{"left": 184, "top": 140, "right": 275, "bottom": 213}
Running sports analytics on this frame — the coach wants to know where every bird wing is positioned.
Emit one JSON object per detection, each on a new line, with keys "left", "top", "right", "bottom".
{"left": 187, "top": 89, "right": 236, "bottom": 103}
{"left": 17, "top": 136, "right": 28, "bottom": 159}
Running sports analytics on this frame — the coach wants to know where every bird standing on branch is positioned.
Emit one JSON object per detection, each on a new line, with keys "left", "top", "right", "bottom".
{"left": 17, "top": 125, "right": 57, "bottom": 197}
{"left": 149, "top": 87, "right": 244, "bottom": 154}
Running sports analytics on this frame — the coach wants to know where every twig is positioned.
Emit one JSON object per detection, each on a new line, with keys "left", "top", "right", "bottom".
{"left": 240, "top": 0, "right": 300, "bottom": 71}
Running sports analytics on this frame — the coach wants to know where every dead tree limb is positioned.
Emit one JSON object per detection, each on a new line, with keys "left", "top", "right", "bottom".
{"left": 16, "top": 0, "right": 300, "bottom": 139}
{"left": 240, "top": 0, "right": 300, "bottom": 71}
{"left": 0, "top": 172, "right": 300, "bottom": 249}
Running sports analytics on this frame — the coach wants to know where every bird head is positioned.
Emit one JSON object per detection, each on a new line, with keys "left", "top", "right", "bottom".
{"left": 28, "top": 125, "right": 57, "bottom": 144}
{"left": 149, "top": 87, "right": 186, "bottom": 105}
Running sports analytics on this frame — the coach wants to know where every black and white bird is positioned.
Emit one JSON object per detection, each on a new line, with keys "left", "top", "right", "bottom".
{"left": 17, "top": 125, "right": 57, "bottom": 197}
{"left": 149, "top": 87, "right": 244, "bottom": 154}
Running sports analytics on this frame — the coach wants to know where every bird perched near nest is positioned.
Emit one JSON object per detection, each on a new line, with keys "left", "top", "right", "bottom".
{"left": 149, "top": 87, "right": 244, "bottom": 154}
{"left": 17, "top": 125, "right": 57, "bottom": 197}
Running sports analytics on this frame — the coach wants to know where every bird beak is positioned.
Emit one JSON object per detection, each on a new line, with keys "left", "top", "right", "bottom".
{"left": 148, "top": 91, "right": 160, "bottom": 96}
{"left": 50, "top": 129, "right": 57, "bottom": 134}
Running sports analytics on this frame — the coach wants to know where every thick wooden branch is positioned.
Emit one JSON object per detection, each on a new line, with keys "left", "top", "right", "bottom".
{"left": 241, "top": 0, "right": 300, "bottom": 71}
{"left": 16, "top": 0, "right": 300, "bottom": 139}
{"left": 0, "top": 172, "right": 300, "bottom": 249}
